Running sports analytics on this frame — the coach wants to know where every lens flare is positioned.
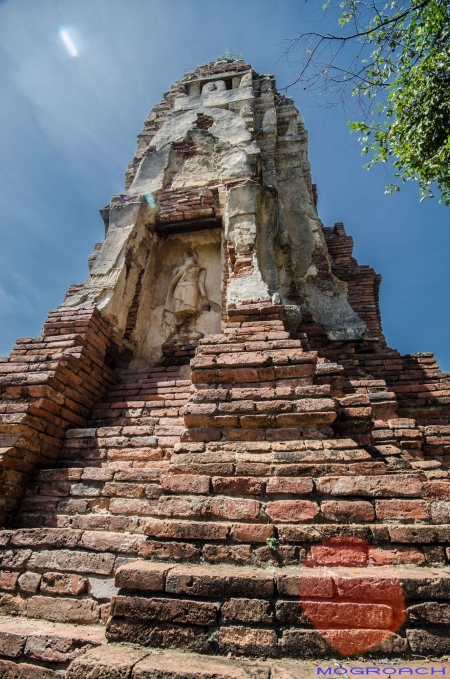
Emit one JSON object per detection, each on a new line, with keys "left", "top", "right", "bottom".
{"left": 58, "top": 27, "right": 78, "bottom": 58}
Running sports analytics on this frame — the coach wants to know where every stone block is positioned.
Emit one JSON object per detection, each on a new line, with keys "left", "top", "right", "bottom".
{"left": 115, "top": 561, "right": 173, "bottom": 591}
{"left": 132, "top": 651, "right": 270, "bottom": 679}
{"left": 212, "top": 477, "right": 264, "bottom": 495}
{"left": 29, "top": 549, "right": 116, "bottom": 575}
{"left": 277, "top": 570, "right": 334, "bottom": 598}
{"left": 221, "top": 598, "right": 274, "bottom": 624}
{"left": 230, "top": 523, "right": 275, "bottom": 543}
{"left": 375, "top": 499, "right": 431, "bottom": 520}
{"left": 321, "top": 501, "right": 375, "bottom": 523}
{"left": 161, "top": 474, "right": 210, "bottom": 494}
{"left": 166, "top": 564, "right": 274, "bottom": 598}
{"left": 0, "top": 630, "right": 25, "bottom": 658}
{"left": 88, "top": 576, "right": 119, "bottom": 600}
{"left": 301, "top": 601, "right": 394, "bottom": 629}
{"left": 140, "top": 540, "right": 199, "bottom": 562}
{"left": 322, "top": 629, "right": 406, "bottom": 657}
{"left": 388, "top": 525, "right": 439, "bottom": 543}
{"left": 111, "top": 595, "right": 217, "bottom": 626}
{"left": 109, "top": 498, "right": 158, "bottom": 515}
{"left": 367, "top": 546, "right": 426, "bottom": 566}
{"left": 316, "top": 474, "right": 423, "bottom": 497}
{"left": 27, "top": 595, "right": 99, "bottom": 624}
{"left": 141, "top": 519, "right": 230, "bottom": 541}
{"left": 40, "top": 572, "right": 87, "bottom": 595}
{"left": 66, "top": 645, "right": 150, "bottom": 679}
{"left": 0, "top": 660, "right": 61, "bottom": 678}
{"left": 0, "top": 570, "right": 18, "bottom": 591}
{"left": 266, "top": 477, "right": 314, "bottom": 495}
{"left": 306, "top": 542, "right": 368, "bottom": 567}
{"left": 281, "top": 629, "right": 332, "bottom": 659}
{"left": 203, "top": 544, "right": 252, "bottom": 564}
{"left": 102, "top": 482, "right": 146, "bottom": 498}
{"left": 219, "top": 627, "right": 278, "bottom": 657}
{"left": 407, "top": 601, "right": 450, "bottom": 624}
{"left": 265, "top": 500, "right": 319, "bottom": 523}
{"left": 106, "top": 618, "right": 210, "bottom": 652}
{"left": 18, "top": 571, "right": 41, "bottom": 594}
{"left": 80, "top": 530, "right": 146, "bottom": 554}
{"left": 155, "top": 496, "right": 260, "bottom": 521}
{"left": 0, "top": 549, "right": 32, "bottom": 569}
{"left": 275, "top": 601, "right": 310, "bottom": 625}
{"left": 406, "top": 627, "right": 450, "bottom": 655}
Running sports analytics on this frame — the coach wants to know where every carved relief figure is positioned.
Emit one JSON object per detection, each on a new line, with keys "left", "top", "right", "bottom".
{"left": 164, "top": 251, "right": 207, "bottom": 331}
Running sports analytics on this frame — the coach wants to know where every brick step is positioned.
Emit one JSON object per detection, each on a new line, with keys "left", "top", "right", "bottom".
{"left": 9, "top": 518, "right": 449, "bottom": 564}
{"left": 184, "top": 415, "right": 337, "bottom": 431}
{"left": 116, "top": 366, "right": 181, "bottom": 377}
{"left": 63, "top": 428, "right": 166, "bottom": 446}
{"left": 0, "top": 531, "right": 118, "bottom": 624}
{"left": 67, "top": 646, "right": 269, "bottom": 679}
{"left": 22, "top": 473, "right": 163, "bottom": 504}
{"left": 108, "top": 378, "right": 190, "bottom": 389}
{"left": 67, "top": 646, "right": 450, "bottom": 678}
{"left": 85, "top": 368, "right": 190, "bottom": 427}
{"left": 111, "top": 374, "right": 189, "bottom": 384}
{"left": 202, "top": 332, "right": 292, "bottom": 345}
{"left": 169, "top": 455, "right": 388, "bottom": 477}
{"left": 2, "top": 515, "right": 449, "bottom": 626}
{"left": 0, "top": 615, "right": 105, "bottom": 676}
{"left": 192, "top": 385, "right": 333, "bottom": 404}
{"left": 103, "top": 390, "right": 191, "bottom": 403}
{"left": 91, "top": 398, "right": 189, "bottom": 410}
{"left": 105, "top": 561, "right": 450, "bottom": 657}
{"left": 7, "top": 507, "right": 445, "bottom": 545}
{"left": 110, "top": 374, "right": 191, "bottom": 384}
{"left": 142, "top": 518, "right": 450, "bottom": 568}
{"left": 58, "top": 421, "right": 176, "bottom": 462}
{"left": 169, "top": 440, "right": 408, "bottom": 474}
{"left": 88, "top": 402, "right": 189, "bottom": 429}
{"left": 34, "top": 466, "right": 169, "bottom": 483}
{"left": 20, "top": 465, "right": 449, "bottom": 523}
{"left": 192, "top": 350, "right": 317, "bottom": 370}
{"left": 19, "top": 489, "right": 450, "bottom": 528}
{"left": 182, "top": 427, "right": 342, "bottom": 444}
{"left": 57, "top": 445, "right": 165, "bottom": 464}
{"left": 190, "top": 333, "right": 318, "bottom": 391}
{"left": 89, "top": 406, "right": 187, "bottom": 419}
{"left": 196, "top": 339, "right": 302, "bottom": 355}
{"left": 61, "top": 428, "right": 178, "bottom": 454}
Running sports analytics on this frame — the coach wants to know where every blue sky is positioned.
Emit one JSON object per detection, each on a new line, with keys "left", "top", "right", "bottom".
{"left": 0, "top": 0, "right": 449, "bottom": 369}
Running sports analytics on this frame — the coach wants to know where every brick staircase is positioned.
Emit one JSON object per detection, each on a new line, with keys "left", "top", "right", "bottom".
{"left": 107, "top": 561, "right": 450, "bottom": 658}
{"left": 1, "top": 303, "right": 450, "bottom": 676}
{"left": 0, "top": 365, "right": 191, "bottom": 675}
{"left": 318, "top": 222, "right": 450, "bottom": 471}
{"left": 3, "top": 55, "right": 450, "bottom": 679}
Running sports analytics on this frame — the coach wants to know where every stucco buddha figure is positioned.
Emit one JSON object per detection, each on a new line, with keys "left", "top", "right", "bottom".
{"left": 164, "top": 250, "right": 207, "bottom": 331}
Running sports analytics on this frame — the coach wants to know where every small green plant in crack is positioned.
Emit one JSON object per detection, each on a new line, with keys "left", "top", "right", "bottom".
{"left": 266, "top": 537, "right": 279, "bottom": 551}
{"left": 215, "top": 50, "right": 242, "bottom": 63}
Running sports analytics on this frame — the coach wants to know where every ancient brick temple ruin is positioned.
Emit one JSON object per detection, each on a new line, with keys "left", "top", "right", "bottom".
{"left": 1, "top": 59, "right": 450, "bottom": 678}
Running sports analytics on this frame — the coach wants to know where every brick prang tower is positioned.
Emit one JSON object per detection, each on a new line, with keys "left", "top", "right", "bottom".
{"left": 1, "top": 60, "right": 450, "bottom": 678}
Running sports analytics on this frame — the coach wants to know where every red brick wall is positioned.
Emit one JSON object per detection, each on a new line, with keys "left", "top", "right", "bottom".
{"left": 0, "top": 307, "right": 117, "bottom": 525}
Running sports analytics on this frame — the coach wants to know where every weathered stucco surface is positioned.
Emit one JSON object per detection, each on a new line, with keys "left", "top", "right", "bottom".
{"left": 63, "top": 59, "right": 366, "bottom": 364}
{"left": 134, "top": 229, "right": 222, "bottom": 367}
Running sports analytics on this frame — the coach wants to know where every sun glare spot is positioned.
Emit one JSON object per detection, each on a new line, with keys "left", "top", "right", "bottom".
{"left": 58, "top": 26, "right": 78, "bottom": 58}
